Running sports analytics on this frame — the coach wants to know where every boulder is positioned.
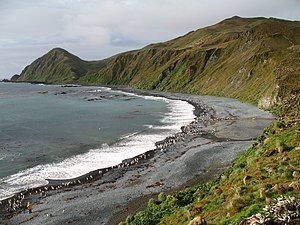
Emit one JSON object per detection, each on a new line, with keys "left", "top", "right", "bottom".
{"left": 188, "top": 216, "right": 207, "bottom": 225}
{"left": 259, "top": 187, "right": 266, "bottom": 198}
{"left": 271, "top": 184, "right": 285, "bottom": 194}
{"left": 243, "top": 175, "right": 251, "bottom": 185}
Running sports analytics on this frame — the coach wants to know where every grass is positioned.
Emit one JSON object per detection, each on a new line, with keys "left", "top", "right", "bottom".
{"left": 14, "top": 16, "right": 300, "bottom": 224}
{"left": 121, "top": 119, "right": 300, "bottom": 225}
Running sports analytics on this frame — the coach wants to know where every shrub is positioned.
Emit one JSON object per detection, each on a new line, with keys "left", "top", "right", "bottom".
{"left": 276, "top": 120, "right": 285, "bottom": 129}
{"left": 284, "top": 169, "right": 294, "bottom": 180}
{"left": 126, "top": 215, "right": 134, "bottom": 224}
{"left": 158, "top": 192, "right": 167, "bottom": 202}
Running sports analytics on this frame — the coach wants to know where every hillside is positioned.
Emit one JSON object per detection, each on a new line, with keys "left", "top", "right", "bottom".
{"left": 15, "top": 16, "right": 300, "bottom": 118}
{"left": 13, "top": 17, "right": 300, "bottom": 224}
{"left": 17, "top": 48, "right": 107, "bottom": 83}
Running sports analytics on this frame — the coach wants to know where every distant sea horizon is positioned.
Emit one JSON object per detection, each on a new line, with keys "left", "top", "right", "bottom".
{"left": 0, "top": 82, "right": 194, "bottom": 200}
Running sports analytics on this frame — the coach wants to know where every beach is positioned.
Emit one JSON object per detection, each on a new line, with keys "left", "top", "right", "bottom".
{"left": 0, "top": 89, "right": 274, "bottom": 225}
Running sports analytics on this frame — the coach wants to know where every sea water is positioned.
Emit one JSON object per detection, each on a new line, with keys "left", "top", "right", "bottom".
{"left": 0, "top": 82, "right": 194, "bottom": 200}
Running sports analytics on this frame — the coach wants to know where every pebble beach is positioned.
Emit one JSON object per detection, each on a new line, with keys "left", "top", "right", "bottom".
{"left": 0, "top": 89, "right": 274, "bottom": 225}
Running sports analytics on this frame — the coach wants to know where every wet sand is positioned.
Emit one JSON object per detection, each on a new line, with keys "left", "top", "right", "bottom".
{"left": 0, "top": 89, "right": 274, "bottom": 225}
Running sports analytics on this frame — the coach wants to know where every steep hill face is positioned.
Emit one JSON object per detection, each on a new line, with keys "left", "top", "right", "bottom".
{"left": 80, "top": 17, "right": 300, "bottom": 116}
{"left": 17, "top": 48, "right": 107, "bottom": 83}
{"left": 16, "top": 17, "right": 300, "bottom": 116}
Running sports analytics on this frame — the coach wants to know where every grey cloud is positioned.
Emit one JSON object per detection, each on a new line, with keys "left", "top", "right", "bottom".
{"left": 0, "top": 0, "right": 299, "bottom": 79}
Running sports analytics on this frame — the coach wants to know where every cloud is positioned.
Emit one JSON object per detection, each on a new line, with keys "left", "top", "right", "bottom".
{"left": 0, "top": 0, "right": 299, "bottom": 79}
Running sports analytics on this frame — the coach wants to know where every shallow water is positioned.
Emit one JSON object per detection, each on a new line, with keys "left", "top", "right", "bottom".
{"left": 0, "top": 83, "right": 194, "bottom": 199}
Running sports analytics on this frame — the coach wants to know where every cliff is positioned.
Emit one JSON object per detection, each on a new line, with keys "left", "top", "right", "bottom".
{"left": 15, "top": 16, "right": 300, "bottom": 117}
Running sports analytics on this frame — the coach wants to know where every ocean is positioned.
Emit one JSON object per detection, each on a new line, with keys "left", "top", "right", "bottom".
{"left": 0, "top": 82, "right": 194, "bottom": 200}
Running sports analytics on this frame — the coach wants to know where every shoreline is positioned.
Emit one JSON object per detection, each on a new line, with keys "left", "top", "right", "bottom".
{"left": 0, "top": 84, "right": 196, "bottom": 201}
{"left": 0, "top": 85, "right": 198, "bottom": 203}
{"left": 0, "top": 85, "right": 275, "bottom": 225}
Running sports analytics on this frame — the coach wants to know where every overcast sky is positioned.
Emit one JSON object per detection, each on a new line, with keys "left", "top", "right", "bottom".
{"left": 0, "top": 0, "right": 299, "bottom": 79}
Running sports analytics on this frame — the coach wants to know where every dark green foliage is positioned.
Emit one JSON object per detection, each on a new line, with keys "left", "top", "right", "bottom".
{"left": 276, "top": 120, "right": 285, "bottom": 129}
{"left": 158, "top": 192, "right": 167, "bottom": 202}
{"left": 284, "top": 169, "right": 294, "bottom": 180}
{"left": 173, "top": 187, "right": 198, "bottom": 207}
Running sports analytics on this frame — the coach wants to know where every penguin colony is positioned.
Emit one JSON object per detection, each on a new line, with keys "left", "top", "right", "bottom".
{"left": 0, "top": 103, "right": 234, "bottom": 214}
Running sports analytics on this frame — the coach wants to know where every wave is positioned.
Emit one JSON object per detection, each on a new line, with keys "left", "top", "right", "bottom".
{"left": 0, "top": 88, "right": 195, "bottom": 200}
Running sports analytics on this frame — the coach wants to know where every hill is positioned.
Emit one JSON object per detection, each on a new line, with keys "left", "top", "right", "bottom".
{"left": 17, "top": 48, "right": 107, "bottom": 83}
{"left": 15, "top": 16, "right": 300, "bottom": 118}
{"left": 13, "top": 16, "right": 300, "bottom": 224}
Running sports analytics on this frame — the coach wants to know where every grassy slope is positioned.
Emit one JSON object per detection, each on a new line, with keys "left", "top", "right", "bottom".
{"left": 111, "top": 17, "right": 300, "bottom": 225}
{"left": 79, "top": 17, "right": 300, "bottom": 109}
{"left": 17, "top": 17, "right": 300, "bottom": 112}
{"left": 18, "top": 48, "right": 107, "bottom": 83}
{"left": 121, "top": 120, "right": 299, "bottom": 225}
{"left": 15, "top": 16, "right": 300, "bottom": 224}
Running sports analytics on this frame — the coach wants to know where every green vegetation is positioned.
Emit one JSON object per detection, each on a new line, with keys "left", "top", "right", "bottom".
{"left": 17, "top": 48, "right": 107, "bottom": 83}
{"left": 121, "top": 120, "right": 300, "bottom": 225}
{"left": 16, "top": 17, "right": 300, "bottom": 116}
{"left": 14, "top": 16, "right": 300, "bottom": 224}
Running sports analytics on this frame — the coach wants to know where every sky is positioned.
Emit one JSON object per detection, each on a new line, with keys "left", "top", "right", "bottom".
{"left": 0, "top": 0, "right": 299, "bottom": 79}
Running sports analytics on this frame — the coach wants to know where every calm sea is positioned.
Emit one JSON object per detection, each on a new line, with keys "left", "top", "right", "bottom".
{"left": 0, "top": 82, "right": 194, "bottom": 199}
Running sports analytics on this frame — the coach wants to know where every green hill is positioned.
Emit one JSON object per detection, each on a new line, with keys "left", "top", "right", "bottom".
{"left": 16, "top": 16, "right": 300, "bottom": 117}
{"left": 14, "top": 16, "right": 300, "bottom": 224}
{"left": 17, "top": 48, "right": 107, "bottom": 83}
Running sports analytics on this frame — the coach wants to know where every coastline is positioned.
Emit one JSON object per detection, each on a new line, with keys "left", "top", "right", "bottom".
{"left": 0, "top": 83, "right": 195, "bottom": 201}
{"left": 0, "top": 86, "right": 274, "bottom": 225}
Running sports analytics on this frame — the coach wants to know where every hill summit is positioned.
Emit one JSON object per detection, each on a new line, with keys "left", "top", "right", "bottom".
{"left": 18, "top": 48, "right": 107, "bottom": 83}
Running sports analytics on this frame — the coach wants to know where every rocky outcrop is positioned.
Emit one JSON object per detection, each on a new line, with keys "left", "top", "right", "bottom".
{"left": 237, "top": 196, "right": 300, "bottom": 225}
{"left": 10, "top": 74, "right": 20, "bottom": 81}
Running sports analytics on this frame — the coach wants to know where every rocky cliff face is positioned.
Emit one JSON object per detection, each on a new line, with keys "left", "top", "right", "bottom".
{"left": 10, "top": 74, "right": 20, "bottom": 81}
{"left": 16, "top": 17, "right": 300, "bottom": 116}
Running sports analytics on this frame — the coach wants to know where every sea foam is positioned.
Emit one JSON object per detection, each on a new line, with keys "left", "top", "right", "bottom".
{"left": 0, "top": 88, "right": 195, "bottom": 200}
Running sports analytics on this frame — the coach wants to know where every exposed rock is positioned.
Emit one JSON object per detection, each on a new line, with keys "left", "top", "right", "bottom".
{"left": 259, "top": 187, "right": 266, "bottom": 198}
{"left": 237, "top": 196, "right": 300, "bottom": 225}
{"left": 10, "top": 74, "right": 20, "bottom": 81}
{"left": 292, "top": 171, "right": 300, "bottom": 179}
{"left": 265, "top": 197, "right": 272, "bottom": 205}
{"left": 271, "top": 184, "right": 286, "bottom": 194}
{"left": 258, "top": 90, "right": 278, "bottom": 110}
{"left": 188, "top": 216, "right": 207, "bottom": 225}
{"left": 243, "top": 175, "right": 251, "bottom": 185}
{"left": 289, "top": 181, "right": 300, "bottom": 191}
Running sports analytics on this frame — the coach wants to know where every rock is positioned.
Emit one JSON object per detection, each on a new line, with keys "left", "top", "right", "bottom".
{"left": 263, "top": 149, "right": 277, "bottom": 157}
{"left": 243, "top": 175, "right": 251, "bottom": 185}
{"left": 265, "top": 197, "right": 272, "bottom": 205}
{"left": 292, "top": 171, "right": 300, "bottom": 179}
{"left": 10, "top": 74, "right": 20, "bottom": 81}
{"left": 259, "top": 187, "right": 266, "bottom": 198}
{"left": 277, "top": 145, "right": 284, "bottom": 153}
{"left": 289, "top": 181, "right": 300, "bottom": 191}
{"left": 221, "top": 175, "right": 227, "bottom": 181}
{"left": 271, "top": 184, "right": 285, "bottom": 194}
{"left": 188, "top": 216, "right": 207, "bottom": 225}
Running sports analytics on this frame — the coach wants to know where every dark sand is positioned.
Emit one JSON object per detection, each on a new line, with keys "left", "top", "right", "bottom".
{"left": 0, "top": 89, "right": 274, "bottom": 225}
